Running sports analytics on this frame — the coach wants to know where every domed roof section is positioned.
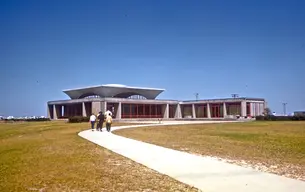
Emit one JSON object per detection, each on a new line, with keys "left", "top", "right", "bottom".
{"left": 62, "top": 84, "right": 165, "bottom": 100}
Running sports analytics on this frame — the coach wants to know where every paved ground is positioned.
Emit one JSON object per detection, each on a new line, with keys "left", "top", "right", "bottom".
{"left": 78, "top": 121, "right": 305, "bottom": 192}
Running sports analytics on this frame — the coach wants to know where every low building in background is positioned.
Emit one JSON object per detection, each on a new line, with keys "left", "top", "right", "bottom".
{"left": 47, "top": 84, "right": 266, "bottom": 120}
{"left": 294, "top": 111, "right": 305, "bottom": 116}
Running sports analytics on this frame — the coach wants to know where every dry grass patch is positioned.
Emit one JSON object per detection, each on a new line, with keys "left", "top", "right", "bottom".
{"left": 0, "top": 121, "right": 197, "bottom": 192}
{"left": 115, "top": 121, "right": 305, "bottom": 181}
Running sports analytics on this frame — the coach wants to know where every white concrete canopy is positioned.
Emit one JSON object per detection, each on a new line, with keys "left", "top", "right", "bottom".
{"left": 63, "top": 84, "right": 165, "bottom": 100}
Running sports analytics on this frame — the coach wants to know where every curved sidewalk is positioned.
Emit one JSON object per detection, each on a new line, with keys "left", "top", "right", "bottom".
{"left": 78, "top": 122, "right": 305, "bottom": 192}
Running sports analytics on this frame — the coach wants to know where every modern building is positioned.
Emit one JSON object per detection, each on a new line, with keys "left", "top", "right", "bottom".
{"left": 47, "top": 84, "right": 266, "bottom": 120}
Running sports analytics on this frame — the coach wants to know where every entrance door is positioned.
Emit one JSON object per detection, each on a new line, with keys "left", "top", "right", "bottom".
{"left": 211, "top": 104, "right": 223, "bottom": 118}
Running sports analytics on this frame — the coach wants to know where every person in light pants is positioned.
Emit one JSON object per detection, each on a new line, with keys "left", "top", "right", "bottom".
{"left": 89, "top": 113, "right": 96, "bottom": 131}
{"left": 105, "top": 113, "right": 113, "bottom": 132}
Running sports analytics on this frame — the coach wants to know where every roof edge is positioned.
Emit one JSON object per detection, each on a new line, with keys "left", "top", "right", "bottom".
{"left": 62, "top": 84, "right": 165, "bottom": 92}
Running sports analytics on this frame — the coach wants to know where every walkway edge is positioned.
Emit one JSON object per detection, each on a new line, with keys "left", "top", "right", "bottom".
{"left": 78, "top": 122, "right": 305, "bottom": 192}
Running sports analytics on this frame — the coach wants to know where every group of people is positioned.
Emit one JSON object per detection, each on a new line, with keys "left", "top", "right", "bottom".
{"left": 89, "top": 110, "right": 113, "bottom": 132}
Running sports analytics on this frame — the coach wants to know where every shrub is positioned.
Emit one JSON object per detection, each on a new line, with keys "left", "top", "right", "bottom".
{"left": 291, "top": 116, "right": 305, "bottom": 121}
{"left": 26, "top": 118, "right": 51, "bottom": 122}
{"left": 68, "top": 116, "right": 90, "bottom": 123}
{"left": 256, "top": 115, "right": 305, "bottom": 121}
{"left": 255, "top": 116, "right": 265, "bottom": 121}
{"left": 3, "top": 118, "right": 51, "bottom": 122}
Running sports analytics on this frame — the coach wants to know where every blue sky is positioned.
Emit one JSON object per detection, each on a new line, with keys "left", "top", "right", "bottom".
{"left": 0, "top": 0, "right": 304, "bottom": 116}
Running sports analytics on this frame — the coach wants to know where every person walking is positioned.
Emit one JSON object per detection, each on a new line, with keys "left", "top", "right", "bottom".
{"left": 96, "top": 111, "right": 104, "bottom": 131}
{"left": 89, "top": 113, "right": 96, "bottom": 131}
{"left": 105, "top": 113, "right": 113, "bottom": 132}
{"left": 105, "top": 109, "right": 112, "bottom": 117}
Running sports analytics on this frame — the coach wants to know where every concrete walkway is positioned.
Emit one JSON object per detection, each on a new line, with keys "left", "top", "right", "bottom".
{"left": 78, "top": 122, "right": 305, "bottom": 192}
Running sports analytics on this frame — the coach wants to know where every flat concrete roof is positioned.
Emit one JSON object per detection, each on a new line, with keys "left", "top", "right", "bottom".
{"left": 182, "top": 97, "right": 265, "bottom": 102}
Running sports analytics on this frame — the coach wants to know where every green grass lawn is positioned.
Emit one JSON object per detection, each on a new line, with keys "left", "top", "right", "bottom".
{"left": 0, "top": 121, "right": 197, "bottom": 192}
{"left": 115, "top": 121, "right": 305, "bottom": 180}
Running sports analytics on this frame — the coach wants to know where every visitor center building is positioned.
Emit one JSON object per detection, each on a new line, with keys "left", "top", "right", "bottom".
{"left": 47, "top": 84, "right": 266, "bottom": 120}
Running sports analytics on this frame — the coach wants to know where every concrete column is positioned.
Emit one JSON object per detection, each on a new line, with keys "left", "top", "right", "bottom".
{"left": 241, "top": 101, "right": 247, "bottom": 117}
{"left": 255, "top": 103, "right": 259, "bottom": 116}
{"left": 259, "top": 103, "right": 262, "bottom": 115}
{"left": 116, "top": 102, "right": 122, "bottom": 119}
{"left": 192, "top": 104, "right": 196, "bottom": 118}
{"left": 92, "top": 101, "right": 101, "bottom": 115}
{"left": 223, "top": 102, "right": 227, "bottom": 118}
{"left": 63, "top": 105, "right": 67, "bottom": 117}
{"left": 163, "top": 104, "right": 169, "bottom": 119}
{"left": 47, "top": 105, "right": 51, "bottom": 119}
{"left": 175, "top": 104, "right": 182, "bottom": 118}
{"left": 101, "top": 101, "right": 107, "bottom": 113}
{"left": 250, "top": 103, "right": 254, "bottom": 117}
{"left": 260, "top": 103, "right": 264, "bottom": 115}
{"left": 207, "top": 103, "right": 211, "bottom": 118}
{"left": 62, "top": 105, "right": 65, "bottom": 117}
{"left": 174, "top": 104, "right": 178, "bottom": 118}
{"left": 53, "top": 105, "right": 58, "bottom": 119}
{"left": 82, "top": 102, "right": 87, "bottom": 117}
{"left": 59, "top": 105, "right": 63, "bottom": 118}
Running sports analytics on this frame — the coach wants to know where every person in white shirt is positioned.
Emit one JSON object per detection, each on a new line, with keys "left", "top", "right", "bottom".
{"left": 89, "top": 113, "right": 96, "bottom": 131}
{"left": 105, "top": 110, "right": 112, "bottom": 117}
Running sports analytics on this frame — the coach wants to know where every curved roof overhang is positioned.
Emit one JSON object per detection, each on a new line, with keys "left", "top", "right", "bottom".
{"left": 63, "top": 84, "right": 165, "bottom": 100}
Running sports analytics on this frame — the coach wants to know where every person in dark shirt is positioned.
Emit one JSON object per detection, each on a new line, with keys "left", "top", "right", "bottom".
{"left": 96, "top": 111, "right": 105, "bottom": 131}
